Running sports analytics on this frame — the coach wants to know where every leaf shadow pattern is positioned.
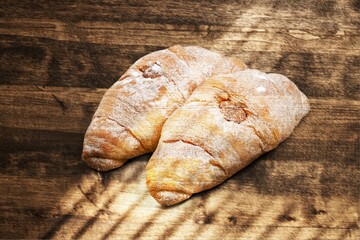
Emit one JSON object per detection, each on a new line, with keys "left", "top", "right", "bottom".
{"left": 41, "top": 157, "right": 147, "bottom": 239}
{"left": 260, "top": 203, "right": 297, "bottom": 239}
{"left": 99, "top": 193, "right": 149, "bottom": 240}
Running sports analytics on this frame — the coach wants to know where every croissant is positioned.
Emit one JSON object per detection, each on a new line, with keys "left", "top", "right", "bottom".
{"left": 82, "top": 46, "right": 247, "bottom": 171}
{"left": 146, "top": 69, "right": 310, "bottom": 206}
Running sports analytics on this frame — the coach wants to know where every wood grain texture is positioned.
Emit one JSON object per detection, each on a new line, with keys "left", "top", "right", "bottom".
{"left": 0, "top": 0, "right": 359, "bottom": 239}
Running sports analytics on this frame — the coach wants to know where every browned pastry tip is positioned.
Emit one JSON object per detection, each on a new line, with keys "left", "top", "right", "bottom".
{"left": 82, "top": 116, "right": 147, "bottom": 171}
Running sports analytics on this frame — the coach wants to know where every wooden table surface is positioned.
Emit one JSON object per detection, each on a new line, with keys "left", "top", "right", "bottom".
{"left": 0, "top": 1, "right": 359, "bottom": 239}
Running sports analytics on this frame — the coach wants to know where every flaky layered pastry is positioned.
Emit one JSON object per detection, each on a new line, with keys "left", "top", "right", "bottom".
{"left": 146, "top": 69, "right": 310, "bottom": 206}
{"left": 82, "top": 46, "right": 247, "bottom": 171}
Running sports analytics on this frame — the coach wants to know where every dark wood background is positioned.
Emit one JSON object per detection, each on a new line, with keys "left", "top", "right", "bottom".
{"left": 0, "top": 0, "right": 359, "bottom": 239}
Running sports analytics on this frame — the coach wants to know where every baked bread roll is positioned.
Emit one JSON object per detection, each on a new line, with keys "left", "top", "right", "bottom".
{"left": 146, "top": 69, "right": 310, "bottom": 206}
{"left": 82, "top": 46, "right": 247, "bottom": 171}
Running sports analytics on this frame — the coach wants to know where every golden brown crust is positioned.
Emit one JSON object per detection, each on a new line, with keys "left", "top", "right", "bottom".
{"left": 146, "top": 69, "right": 310, "bottom": 205}
{"left": 82, "top": 45, "right": 247, "bottom": 171}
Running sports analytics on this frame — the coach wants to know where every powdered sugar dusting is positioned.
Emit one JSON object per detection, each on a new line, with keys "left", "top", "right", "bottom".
{"left": 253, "top": 70, "right": 269, "bottom": 80}
{"left": 84, "top": 116, "right": 139, "bottom": 153}
{"left": 118, "top": 76, "right": 165, "bottom": 106}
{"left": 152, "top": 61, "right": 162, "bottom": 73}
{"left": 131, "top": 71, "right": 141, "bottom": 77}
{"left": 256, "top": 86, "right": 266, "bottom": 93}
{"left": 142, "top": 61, "right": 162, "bottom": 79}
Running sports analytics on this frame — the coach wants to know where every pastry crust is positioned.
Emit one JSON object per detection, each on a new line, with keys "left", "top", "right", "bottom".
{"left": 146, "top": 69, "right": 310, "bottom": 206}
{"left": 82, "top": 46, "right": 247, "bottom": 171}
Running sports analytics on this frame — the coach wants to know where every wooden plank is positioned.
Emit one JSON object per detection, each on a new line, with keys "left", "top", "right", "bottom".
{"left": 1, "top": 215, "right": 357, "bottom": 239}
{"left": 0, "top": 0, "right": 358, "bottom": 27}
{"left": 0, "top": 18, "right": 358, "bottom": 55}
{"left": 0, "top": 86, "right": 104, "bottom": 133}
{"left": 0, "top": 86, "right": 359, "bottom": 133}
{"left": 0, "top": 35, "right": 158, "bottom": 88}
{"left": 0, "top": 163, "right": 358, "bottom": 239}
{"left": 0, "top": 34, "right": 358, "bottom": 97}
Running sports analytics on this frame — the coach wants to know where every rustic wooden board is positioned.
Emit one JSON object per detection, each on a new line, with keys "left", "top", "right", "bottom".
{"left": 0, "top": 0, "right": 359, "bottom": 239}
